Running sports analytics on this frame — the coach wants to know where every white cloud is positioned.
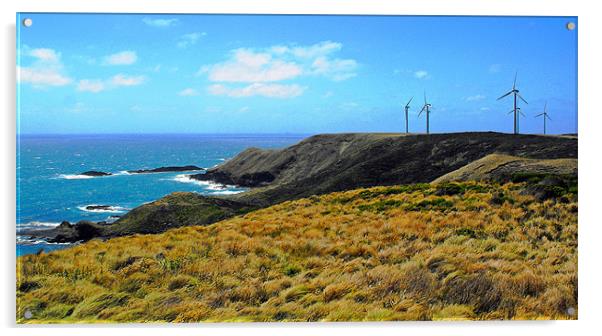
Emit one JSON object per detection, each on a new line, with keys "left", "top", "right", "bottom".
{"left": 18, "top": 67, "right": 71, "bottom": 87}
{"left": 17, "top": 47, "right": 71, "bottom": 87}
{"left": 103, "top": 51, "right": 137, "bottom": 65}
{"left": 177, "top": 32, "right": 205, "bottom": 48}
{"left": 239, "top": 106, "right": 250, "bottom": 112}
{"left": 480, "top": 107, "right": 491, "bottom": 111}
{"left": 77, "top": 79, "right": 105, "bottom": 93}
{"left": 414, "top": 70, "right": 429, "bottom": 79}
{"left": 111, "top": 74, "right": 145, "bottom": 86}
{"left": 198, "top": 41, "right": 358, "bottom": 99}
{"left": 310, "top": 56, "right": 357, "bottom": 81}
{"left": 28, "top": 48, "right": 59, "bottom": 62}
{"left": 178, "top": 88, "right": 199, "bottom": 96}
{"left": 267, "top": 41, "right": 342, "bottom": 59}
{"left": 77, "top": 74, "right": 145, "bottom": 93}
{"left": 290, "top": 41, "right": 342, "bottom": 58}
{"left": 207, "top": 83, "right": 305, "bottom": 99}
{"left": 204, "top": 49, "right": 303, "bottom": 83}
{"left": 142, "top": 17, "right": 178, "bottom": 27}
{"left": 466, "top": 94, "right": 486, "bottom": 102}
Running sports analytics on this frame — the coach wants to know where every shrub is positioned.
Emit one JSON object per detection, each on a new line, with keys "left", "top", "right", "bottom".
{"left": 283, "top": 264, "right": 301, "bottom": 277}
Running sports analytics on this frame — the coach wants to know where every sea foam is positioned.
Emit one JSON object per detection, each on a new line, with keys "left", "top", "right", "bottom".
{"left": 173, "top": 174, "right": 243, "bottom": 193}
{"left": 58, "top": 174, "right": 95, "bottom": 180}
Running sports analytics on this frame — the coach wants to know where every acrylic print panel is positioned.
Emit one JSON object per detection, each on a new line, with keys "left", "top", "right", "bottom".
{"left": 16, "top": 13, "right": 577, "bottom": 323}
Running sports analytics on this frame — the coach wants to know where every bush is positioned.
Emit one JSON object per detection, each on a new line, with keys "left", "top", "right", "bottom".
{"left": 283, "top": 264, "right": 301, "bottom": 277}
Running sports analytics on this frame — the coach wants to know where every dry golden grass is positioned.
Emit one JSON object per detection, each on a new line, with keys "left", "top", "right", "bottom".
{"left": 16, "top": 182, "right": 577, "bottom": 323}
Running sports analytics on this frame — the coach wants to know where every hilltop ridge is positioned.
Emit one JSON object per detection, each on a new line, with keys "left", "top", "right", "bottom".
{"left": 193, "top": 132, "right": 577, "bottom": 205}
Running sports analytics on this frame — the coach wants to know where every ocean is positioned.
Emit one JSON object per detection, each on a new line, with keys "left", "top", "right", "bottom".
{"left": 16, "top": 134, "right": 306, "bottom": 256}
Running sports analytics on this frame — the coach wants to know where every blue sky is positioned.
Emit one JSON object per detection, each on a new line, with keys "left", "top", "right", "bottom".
{"left": 17, "top": 14, "right": 577, "bottom": 134}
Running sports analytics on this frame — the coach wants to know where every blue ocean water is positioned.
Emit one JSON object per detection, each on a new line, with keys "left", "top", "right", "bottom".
{"left": 16, "top": 134, "right": 305, "bottom": 256}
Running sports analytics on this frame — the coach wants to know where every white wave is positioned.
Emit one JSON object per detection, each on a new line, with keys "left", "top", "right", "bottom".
{"left": 173, "top": 174, "right": 239, "bottom": 191}
{"left": 17, "top": 221, "right": 62, "bottom": 228}
{"left": 16, "top": 236, "right": 73, "bottom": 246}
{"left": 115, "top": 170, "right": 132, "bottom": 176}
{"left": 58, "top": 174, "right": 95, "bottom": 180}
{"left": 77, "top": 205, "right": 130, "bottom": 213}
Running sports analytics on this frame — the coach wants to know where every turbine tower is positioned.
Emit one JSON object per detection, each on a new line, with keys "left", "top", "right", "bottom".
{"left": 418, "top": 92, "right": 432, "bottom": 134}
{"left": 508, "top": 107, "right": 526, "bottom": 133}
{"left": 497, "top": 72, "right": 528, "bottom": 134}
{"left": 535, "top": 102, "right": 552, "bottom": 134}
{"left": 404, "top": 97, "right": 413, "bottom": 133}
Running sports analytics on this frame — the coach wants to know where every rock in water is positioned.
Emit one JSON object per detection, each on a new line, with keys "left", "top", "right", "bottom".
{"left": 85, "top": 205, "right": 113, "bottom": 211}
{"left": 80, "top": 170, "right": 112, "bottom": 177}
{"left": 127, "top": 165, "right": 203, "bottom": 174}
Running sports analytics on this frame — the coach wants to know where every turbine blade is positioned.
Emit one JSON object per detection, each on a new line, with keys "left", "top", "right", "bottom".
{"left": 517, "top": 93, "right": 528, "bottom": 104}
{"left": 424, "top": 91, "right": 427, "bottom": 105}
{"left": 546, "top": 115, "right": 552, "bottom": 121}
{"left": 513, "top": 71, "right": 517, "bottom": 90}
{"left": 535, "top": 113, "right": 544, "bottom": 117}
{"left": 544, "top": 101, "right": 547, "bottom": 112}
{"left": 406, "top": 96, "right": 413, "bottom": 106}
{"left": 519, "top": 110, "right": 526, "bottom": 117}
{"left": 508, "top": 109, "right": 514, "bottom": 114}
{"left": 497, "top": 91, "right": 513, "bottom": 100}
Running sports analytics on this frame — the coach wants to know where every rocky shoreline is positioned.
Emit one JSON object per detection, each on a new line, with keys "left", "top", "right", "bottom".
{"left": 23, "top": 132, "right": 578, "bottom": 244}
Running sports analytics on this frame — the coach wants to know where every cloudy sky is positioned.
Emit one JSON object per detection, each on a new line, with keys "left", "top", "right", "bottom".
{"left": 17, "top": 14, "right": 577, "bottom": 134}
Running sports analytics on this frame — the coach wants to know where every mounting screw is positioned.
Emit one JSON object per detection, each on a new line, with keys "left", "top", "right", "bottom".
{"left": 566, "top": 22, "right": 576, "bottom": 30}
{"left": 22, "top": 18, "right": 32, "bottom": 27}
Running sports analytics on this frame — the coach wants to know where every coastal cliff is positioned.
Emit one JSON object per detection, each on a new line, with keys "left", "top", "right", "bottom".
{"left": 193, "top": 132, "right": 577, "bottom": 205}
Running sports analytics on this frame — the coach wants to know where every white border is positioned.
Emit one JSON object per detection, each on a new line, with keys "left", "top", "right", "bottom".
{"left": 2, "top": 1, "right": 600, "bottom": 335}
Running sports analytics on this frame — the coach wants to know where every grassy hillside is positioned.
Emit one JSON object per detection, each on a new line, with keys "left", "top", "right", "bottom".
{"left": 17, "top": 182, "right": 577, "bottom": 323}
{"left": 433, "top": 154, "right": 577, "bottom": 184}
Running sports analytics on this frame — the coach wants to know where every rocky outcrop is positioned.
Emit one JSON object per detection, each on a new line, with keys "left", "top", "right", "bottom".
{"left": 80, "top": 171, "right": 112, "bottom": 177}
{"left": 106, "top": 192, "right": 254, "bottom": 236}
{"left": 85, "top": 205, "right": 113, "bottom": 211}
{"left": 20, "top": 220, "right": 106, "bottom": 243}
{"left": 127, "top": 165, "right": 204, "bottom": 174}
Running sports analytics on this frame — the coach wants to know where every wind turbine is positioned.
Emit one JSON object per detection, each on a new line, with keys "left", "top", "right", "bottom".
{"left": 418, "top": 92, "right": 432, "bottom": 134}
{"left": 508, "top": 107, "right": 526, "bottom": 133}
{"left": 535, "top": 102, "right": 552, "bottom": 134}
{"left": 404, "top": 97, "right": 413, "bottom": 133}
{"left": 497, "top": 72, "right": 528, "bottom": 134}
